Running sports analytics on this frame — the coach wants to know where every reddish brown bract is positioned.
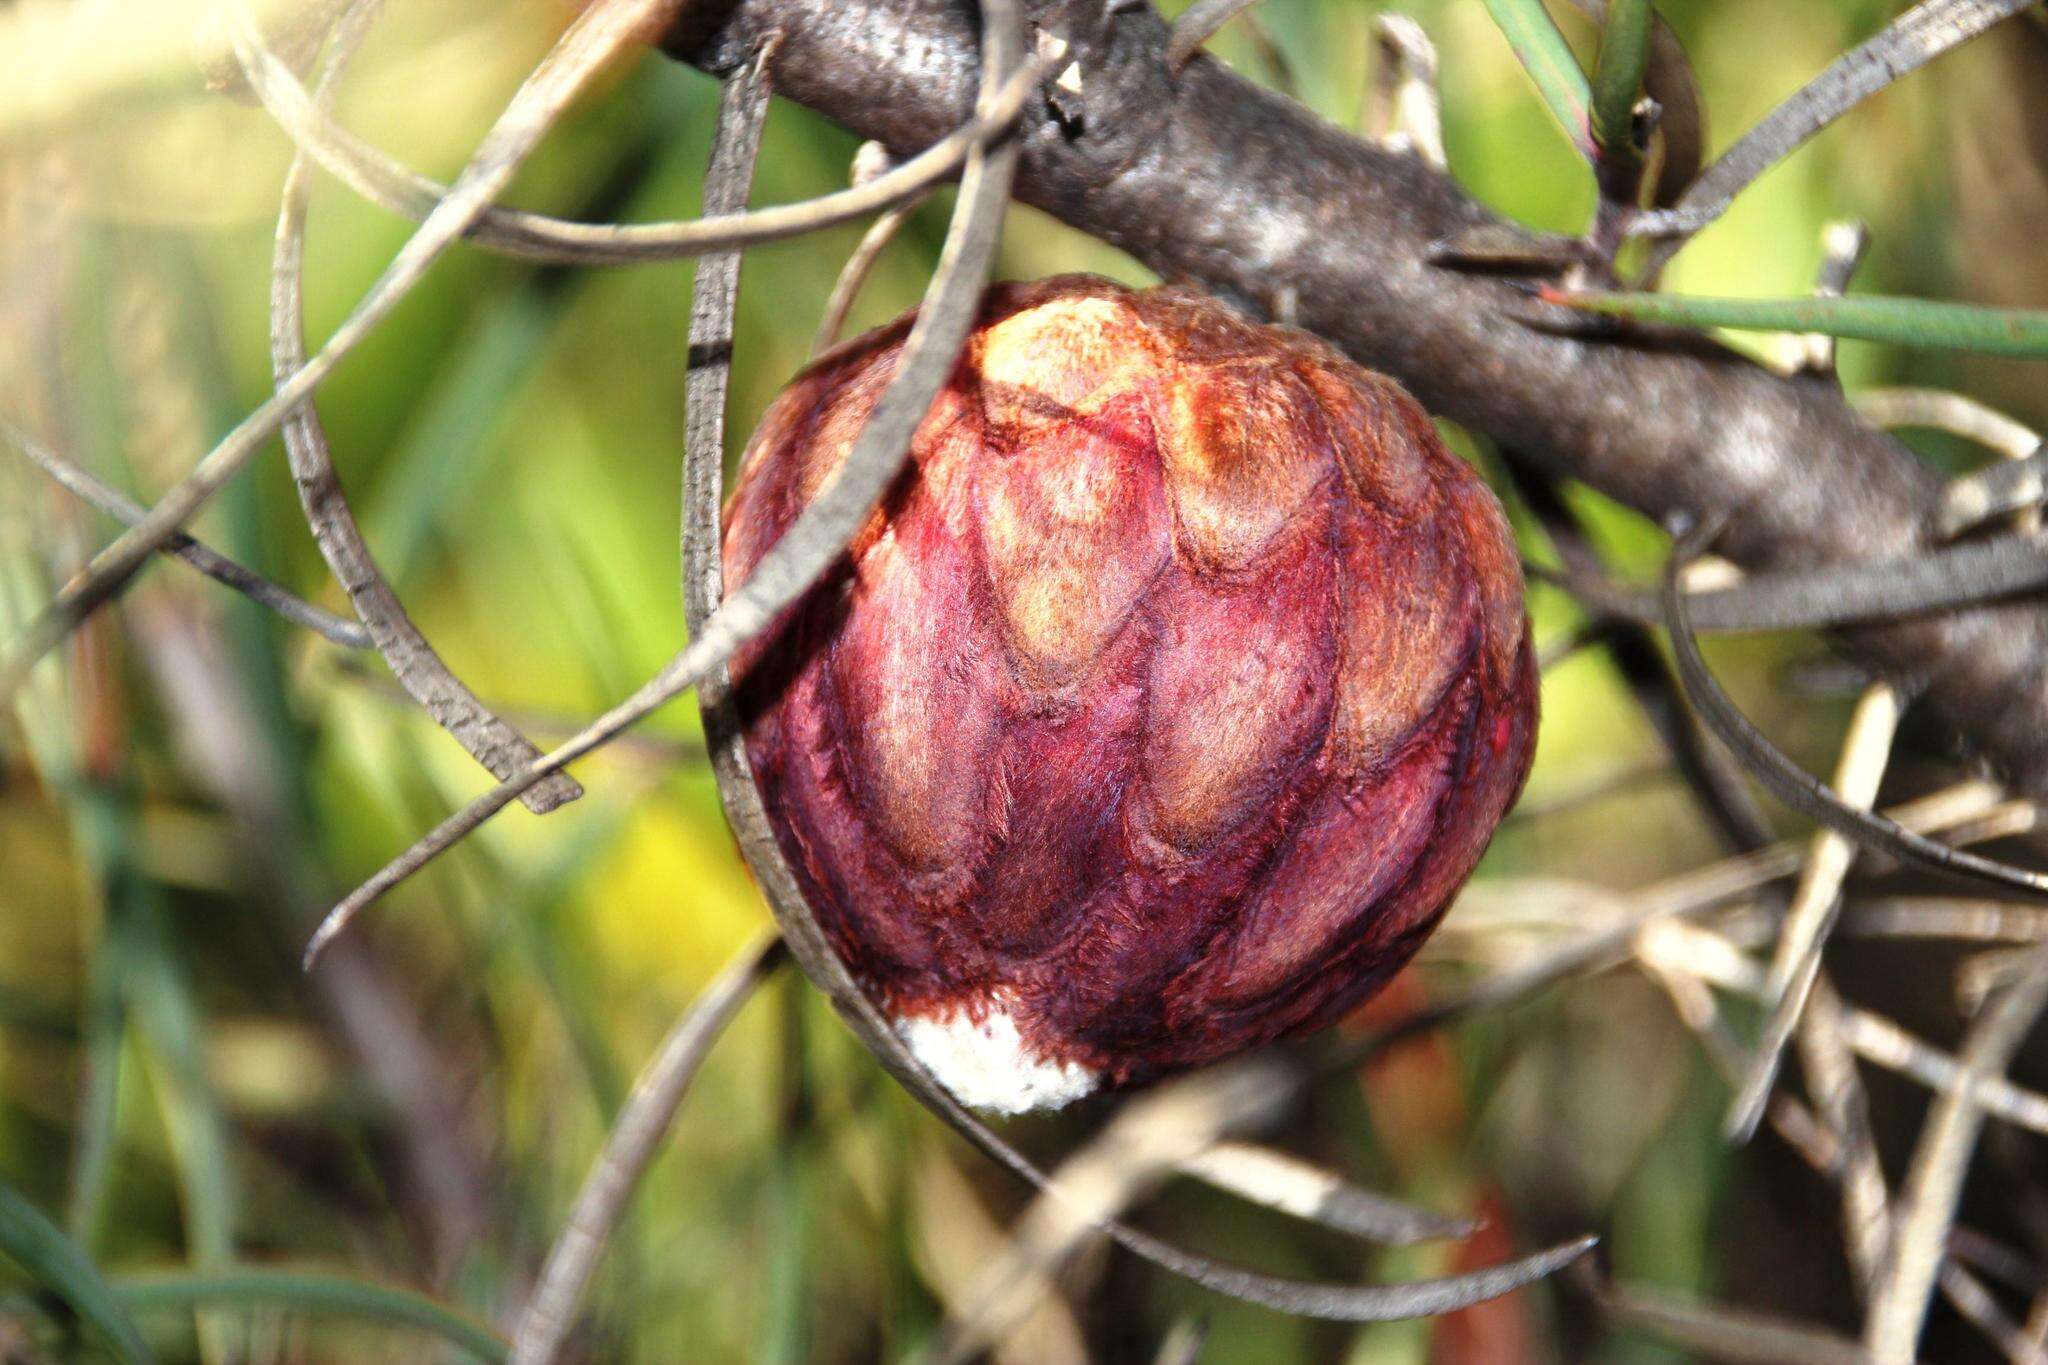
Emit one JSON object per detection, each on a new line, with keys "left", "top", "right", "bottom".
{"left": 724, "top": 276, "right": 1536, "bottom": 1113}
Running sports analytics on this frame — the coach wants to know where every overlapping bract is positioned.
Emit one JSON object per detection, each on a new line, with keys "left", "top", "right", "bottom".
{"left": 725, "top": 276, "right": 1535, "bottom": 1109}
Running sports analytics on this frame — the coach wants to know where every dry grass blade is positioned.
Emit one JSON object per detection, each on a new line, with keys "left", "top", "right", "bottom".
{"left": 1151, "top": 1315, "right": 1208, "bottom": 1365}
{"left": 0, "top": 0, "right": 685, "bottom": 703}
{"left": 1165, "top": 0, "right": 1273, "bottom": 70}
{"left": 1531, "top": 529, "right": 2048, "bottom": 633}
{"left": 937, "top": 1060, "right": 1294, "bottom": 1364}
{"left": 1646, "top": 919, "right": 2048, "bottom": 1137}
{"left": 1867, "top": 942, "right": 2048, "bottom": 1363}
{"left": 1844, "top": 897, "right": 2048, "bottom": 943}
{"left": 812, "top": 189, "right": 925, "bottom": 355}
{"left": 1856, "top": 387, "right": 2042, "bottom": 461}
{"left": 303, "top": 0, "right": 1025, "bottom": 967}
{"left": 1592, "top": 1276, "right": 1874, "bottom": 1365}
{"left": 1366, "top": 16, "right": 1445, "bottom": 168}
{"left": 1663, "top": 521, "right": 2048, "bottom": 899}
{"left": 3, "top": 418, "right": 370, "bottom": 651}
{"left": 1174, "top": 1141, "right": 1478, "bottom": 1246}
{"left": 1798, "top": 220, "right": 1872, "bottom": 378}
{"left": 1637, "top": 0, "right": 2037, "bottom": 268}
{"left": 1380, "top": 781, "right": 2015, "bottom": 1075}
{"left": 937, "top": 1060, "right": 1590, "bottom": 1362}
{"left": 1726, "top": 683, "right": 1901, "bottom": 1142}
{"left": 1942, "top": 447, "right": 2048, "bottom": 540}
{"left": 509, "top": 933, "right": 785, "bottom": 1365}
{"left": 1941, "top": 1261, "right": 2047, "bottom": 1363}
{"left": 229, "top": 10, "right": 1050, "bottom": 267}
{"left": 269, "top": 0, "right": 581, "bottom": 814}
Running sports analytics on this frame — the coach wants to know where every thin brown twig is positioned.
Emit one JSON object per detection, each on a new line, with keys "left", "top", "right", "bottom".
{"left": 302, "top": 0, "right": 1027, "bottom": 969}
{"left": 1868, "top": 942, "right": 2048, "bottom": 1362}
{"left": 1796, "top": 219, "right": 1872, "bottom": 378}
{"left": 229, "top": 11, "right": 1051, "bottom": 268}
{"left": 1173, "top": 1141, "right": 1478, "bottom": 1246}
{"left": 2, "top": 417, "right": 370, "bottom": 651}
{"left": 267, "top": 0, "right": 581, "bottom": 813}
{"left": 1164, "top": 0, "right": 1271, "bottom": 70}
{"left": 507, "top": 932, "right": 786, "bottom": 1365}
{"left": 1365, "top": 15, "right": 1444, "bottom": 168}
{"left": 1635, "top": 0, "right": 2038, "bottom": 265}
{"left": 811, "top": 157, "right": 926, "bottom": 358}
{"left": 0, "top": 0, "right": 696, "bottom": 702}
{"left": 1726, "top": 682, "right": 1901, "bottom": 1141}
{"left": 1589, "top": 1274, "right": 1873, "bottom": 1365}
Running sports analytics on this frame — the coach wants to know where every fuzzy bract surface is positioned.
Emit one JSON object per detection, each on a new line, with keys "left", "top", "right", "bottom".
{"left": 724, "top": 276, "right": 1536, "bottom": 1111}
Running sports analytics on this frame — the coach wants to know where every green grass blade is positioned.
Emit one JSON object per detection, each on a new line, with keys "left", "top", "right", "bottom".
{"left": 1544, "top": 290, "right": 2048, "bottom": 358}
{"left": 1481, "top": 0, "right": 1593, "bottom": 155}
{"left": 1589, "top": 0, "right": 1652, "bottom": 169}
{"left": 112, "top": 1269, "right": 509, "bottom": 1363}
{"left": 1, "top": 1267, "right": 508, "bottom": 1363}
{"left": 0, "top": 1179, "right": 156, "bottom": 1364}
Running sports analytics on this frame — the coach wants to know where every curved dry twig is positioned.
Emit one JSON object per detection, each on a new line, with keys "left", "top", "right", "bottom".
{"left": 1942, "top": 449, "right": 2048, "bottom": 541}
{"left": 1635, "top": 918, "right": 2048, "bottom": 1137}
{"left": 269, "top": 0, "right": 581, "bottom": 814}
{"left": 1165, "top": 0, "right": 1271, "bottom": 70}
{"left": 3, "top": 418, "right": 371, "bottom": 651}
{"left": 1663, "top": 519, "right": 2048, "bottom": 899}
{"left": 508, "top": 933, "right": 786, "bottom": 1365}
{"left": 1857, "top": 387, "right": 2042, "bottom": 462}
{"left": 305, "top": 0, "right": 1027, "bottom": 967}
{"left": 1175, "top": 1142, "right": 1477, "bottom": 1246}
{"left": 812, "top": 196, "right": 926, "bottom": 356}
{"left": 1366, "top": 15, "right": 1445, "bottom": 168}
{"left": 228, "top": 8, "right": 1049, "bottom": 268}
{"left": 1590, "top": 1275, "right": 1873, "bottom": 1365}
{"left": 0, "top": 0, "right": 694, "bottom": 702}
{"left": 1868, "top": 942, "right": 2048, "bottom": 1363}
{"left": 1636, "top": 0, "right": 2037, "bottom": 267}
{"left": 1531, "top": 531, "right": 2048, "bottom": 634}
{"left": 1724, "top": 683, "right": 1901, "bottom": 1143}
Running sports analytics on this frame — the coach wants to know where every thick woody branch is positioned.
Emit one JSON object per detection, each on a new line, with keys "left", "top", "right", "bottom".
{"left": 661, "top": 0, "right": 2048, "bottom": 794}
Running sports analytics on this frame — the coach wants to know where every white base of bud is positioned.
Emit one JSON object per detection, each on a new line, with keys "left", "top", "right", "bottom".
{"left": 894, "top": 996, "right": 1100, "bottom": 1115}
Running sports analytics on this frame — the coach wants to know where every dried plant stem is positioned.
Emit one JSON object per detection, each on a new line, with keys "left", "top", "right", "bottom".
{"left": 1868, "top": 943, "right": 2048, "bottom": 1362}
{"left": 0, "top": 0, "right": 692, "bottom": 700}
{"left": 1726, "top": 681, "right": 1901, "bottom": 1141}
{"left": 3, "top": 418, "right": 370, "bottom": 651}
{"left": 1365, "top": 16, "right": 1444, "bottom": 167}
{"left": 1636, "top": 0, "right": 2038, "bottom": 263}
{"left": 508, "top": 933, "right": 785, "bottom": 1365}
{"left": 304, "top": 0, "right": 1026, "bottom": 967}
{"left": 229, "top": 10, "right": 1049, "bottom": 268}
{"left": 812, "top": 198, "right": 924, "bottom": 356}
{"left": 1174, "top": 1141, "right": 1477, "bottom": 1246}
{"left": 268, "top": 0, "right": 580, "bottom": 813}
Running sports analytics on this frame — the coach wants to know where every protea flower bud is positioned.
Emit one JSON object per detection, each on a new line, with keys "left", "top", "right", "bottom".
{"left": 724, "top": 276, "right": 1535, "bottom": 1114}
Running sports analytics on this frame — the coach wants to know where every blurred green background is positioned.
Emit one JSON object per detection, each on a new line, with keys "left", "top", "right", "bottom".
{"left": 3, "top": 1, "right": 2047, "bottom": 1359}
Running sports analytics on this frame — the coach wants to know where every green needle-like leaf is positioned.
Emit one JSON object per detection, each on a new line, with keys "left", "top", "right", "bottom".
{"left": 114, "top": 1270, "right": 509, "bottom": 1363}
{"left": 1482, "top": 0, "right": 1593, "bottom": 156}
{"left": 1589, "top": 0, "right": 1652, "bottom": 170}
{"left": 1544, "top": 290, "right": 2048, "bottom": 359}
{"left": 0, "top": 1268, "right": 509, "bottom": 1363}
{"left": 0, "top": 1180, "right": 156, "bottom": 1364}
